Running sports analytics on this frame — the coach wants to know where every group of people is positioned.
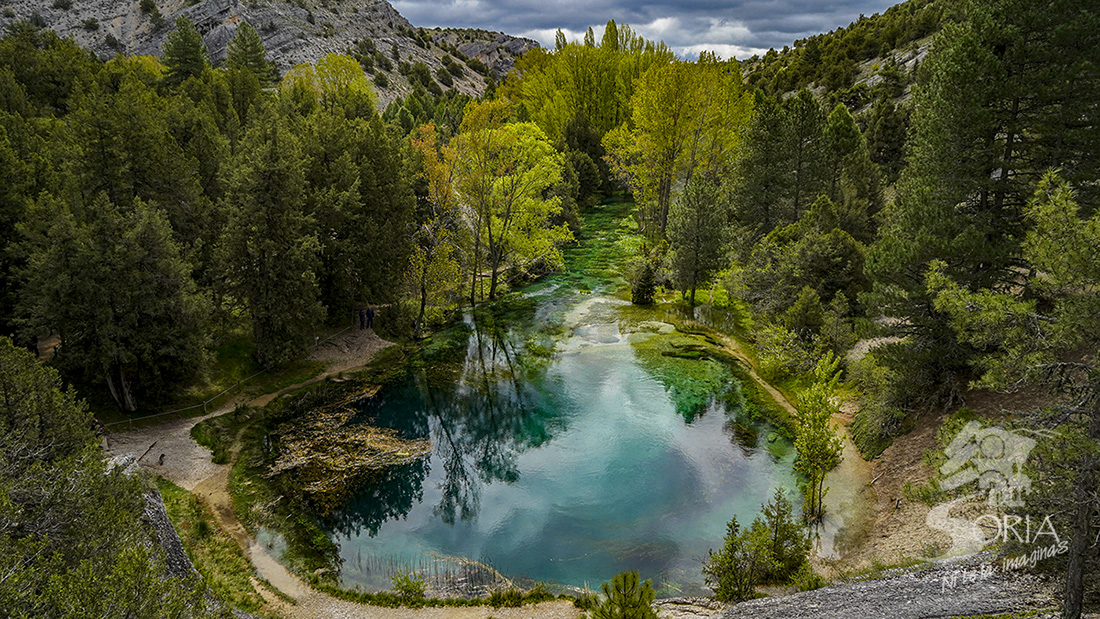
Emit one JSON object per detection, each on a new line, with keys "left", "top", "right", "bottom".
{"left": 358, "top": 306, "right": 375, "bottom": 330}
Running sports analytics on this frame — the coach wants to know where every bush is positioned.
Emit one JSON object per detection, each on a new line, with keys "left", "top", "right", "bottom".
{"left": 755, "top": 322, "right": 813, "bottom": 381}
{"left": 704, "top": 516, "right": 775, "bottom": 602}
{"left": 83, "top": 18, "right": 100, "bottom": 31}
{"left": 630, "top": 259, "right": 656, "bottom": 305}
{"left": 591, "top": 571, "right": 657, "bottom": 619}
{"left": 465, "top": 57, "right": 489, "bottom": 75}
{"left": 759, "top": 489, "right": 810, "bottom": 581}
{"left": 373, "top": 72, "right": 389, "bottom": 88}
{"left": 391, "top": 570, "right": 425, "bottom": 599}
{"left": 794, "top": 563, "right": 826, "bottom": 591}
{"left": 434, "top": 66, "right": 453, "bottom": 87}
{"left": 52, "top": 0, "right": 72, "bottom": 9}
{"left": 487, "top": 588, "right": 523, "bottom": 607}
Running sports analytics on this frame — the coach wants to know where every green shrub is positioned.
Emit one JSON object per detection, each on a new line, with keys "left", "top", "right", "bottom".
{"left": 704, "top": 515, "right": 775, "bottom": 602}
{"left": 794, "top": 563, "right": 826, "bottom": 591}
{"left": 391, "top": 570, "right": 425, "bottom": 599}
{"left": 630, "top": 258, "right": 656, "bottom": 305}
{"left": 487, "top": 588, "right": 523, "bottom": 607}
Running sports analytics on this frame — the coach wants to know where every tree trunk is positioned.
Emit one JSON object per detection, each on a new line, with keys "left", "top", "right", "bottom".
{"left": 489, "top": 265, "right": 500, "bottom": 300}
{"left": 414, "top": 278, "right": 427, "bottom": 340}
{"left": 1062, "top": 409, "right": 1100, "bottom": 619}
{"left": 107, "top": 365, "right": 137, "bottom": 413}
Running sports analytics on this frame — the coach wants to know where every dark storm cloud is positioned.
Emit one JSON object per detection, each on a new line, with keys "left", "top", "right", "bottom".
{"left": 391, "top": 0, "right": 899, "bottom": 59}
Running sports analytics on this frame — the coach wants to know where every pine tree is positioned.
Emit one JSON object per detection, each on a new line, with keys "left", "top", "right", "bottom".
{"left": 0, "top": 338, "right": 215, "bottom": 617}
{"left": 19, "top": 194, "right": 210, "bottom": 411}
{"left": 220, "top": 107, "right": 324, "bottom": 368}
{"left": 162, "top": 16, "right": 209, "bottom": 88}
{"left": 866, "top": 0, "right": 1100, "bottom": 412}
{"left": 591, "top": 571, "right": 657, "bottom": 619}
{"left": 823, "top": 102, "right": 880, "bottom": 243}
{"left": 226, "top": 21, "right": 275, "bottom": 86}
{"left": 928, "top": 173, "right": 1100, "bottom": 619}
{"left": 667, "top": 175, "right": 728, "bottom": 306}
{"left": 784, "top": 89, "right": 826, "bottom": 218}
{"left": 732, "top": 94, "right": 794, "bottom": 235}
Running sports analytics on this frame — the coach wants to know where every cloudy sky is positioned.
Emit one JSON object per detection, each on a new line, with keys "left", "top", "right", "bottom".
{"left": 390, "top": 0, "right": 900, "bottom": 60}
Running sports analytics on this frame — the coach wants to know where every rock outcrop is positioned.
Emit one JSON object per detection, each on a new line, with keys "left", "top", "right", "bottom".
{"left": 0, "top": 0, "right": 538, "bottom": 105}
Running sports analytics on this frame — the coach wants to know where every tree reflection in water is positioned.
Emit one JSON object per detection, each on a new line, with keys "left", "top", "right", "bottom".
{"left": 332, "top": 302, "right": 564, "bottom": 534}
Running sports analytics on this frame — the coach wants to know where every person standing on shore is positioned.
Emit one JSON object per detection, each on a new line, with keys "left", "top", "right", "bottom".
{"left": 358, "top": 308, "right": 366, "bottom": 330}
{"left": 366, "top": 306, "right": 375, "bottom": 330}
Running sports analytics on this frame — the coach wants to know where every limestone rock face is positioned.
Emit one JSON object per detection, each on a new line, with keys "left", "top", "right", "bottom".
{"left": 0, "top": 0, "right": 538, "bottom": 105}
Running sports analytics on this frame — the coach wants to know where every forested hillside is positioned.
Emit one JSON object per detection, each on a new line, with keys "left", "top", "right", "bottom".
{"left": 2, "top": 0, "right": 1099, "bottom": 616}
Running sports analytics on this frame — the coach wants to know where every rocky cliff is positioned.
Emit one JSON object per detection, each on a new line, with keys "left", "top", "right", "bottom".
{"left": 0, "top": 0, "right": 538, "bottom": 105}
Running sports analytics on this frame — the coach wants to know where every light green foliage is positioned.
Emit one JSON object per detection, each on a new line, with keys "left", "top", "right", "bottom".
{"left": 408, "top": 123, "right": 462, "bottom": 338}
{"left": 505, "top": 20, "right": 674, "bottom": 146}
{"left": 226, "top": 22, "right": 275, "bottom": 86}
{"left": 220, "top": 107, "right": 324, "bottom": 368}
{"left": 19, "top": 194, "right": 210, "bottom": 411}
{"left": 667, "top": 175, "right": 729, "bottom": 305}
{"left": 591, "top": 571, "right": 657, "bottom": 619}
{"left": 0, "top": 338, "right": 216, "bottom": 617}
{"left": 450, "top": 99, "right": 571, "bottom": 301}
{"left": 282, "top": 53, "right": 377, "bottom": 118}
{"left": 604, "top": 54, "right": 752, "bottom": 235}
{"left": 163, "top": 17, "right": 210, "bottom": 88}
{"left": 794, "top": 354, "right": 844, "bottom": 521}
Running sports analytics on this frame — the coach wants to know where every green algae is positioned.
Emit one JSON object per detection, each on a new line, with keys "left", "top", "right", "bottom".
{"left": 629, "top": 332, "right": 736, "bottom": 421}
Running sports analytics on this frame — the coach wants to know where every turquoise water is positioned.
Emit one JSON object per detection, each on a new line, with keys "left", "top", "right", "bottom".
{"left": 322, "top": 289, "right": 801, "bottom": 595}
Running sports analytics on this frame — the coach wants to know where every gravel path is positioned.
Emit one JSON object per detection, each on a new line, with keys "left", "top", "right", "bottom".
{"left": 722, "top": 558, "right": 1056, "bottom": 618}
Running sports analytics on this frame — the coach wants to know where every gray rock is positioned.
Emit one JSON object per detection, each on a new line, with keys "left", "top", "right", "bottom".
{"left": 721, "top": 556, "right": 1056, "bottom": 619}
{"left": 0, "top": 0, "right": 537, "bottom": 106}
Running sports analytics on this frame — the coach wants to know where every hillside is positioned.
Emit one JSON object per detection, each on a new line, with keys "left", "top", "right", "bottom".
{"left": 0, "top": 0, "right": 537, "bottom": 105}
{"left": 740, "top": 0, "right": 959, "bottom": 110}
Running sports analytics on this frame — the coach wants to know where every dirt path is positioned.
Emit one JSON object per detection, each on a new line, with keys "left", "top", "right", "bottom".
{"left": 108, "top": 330, "right": 586, "bottom": 619}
